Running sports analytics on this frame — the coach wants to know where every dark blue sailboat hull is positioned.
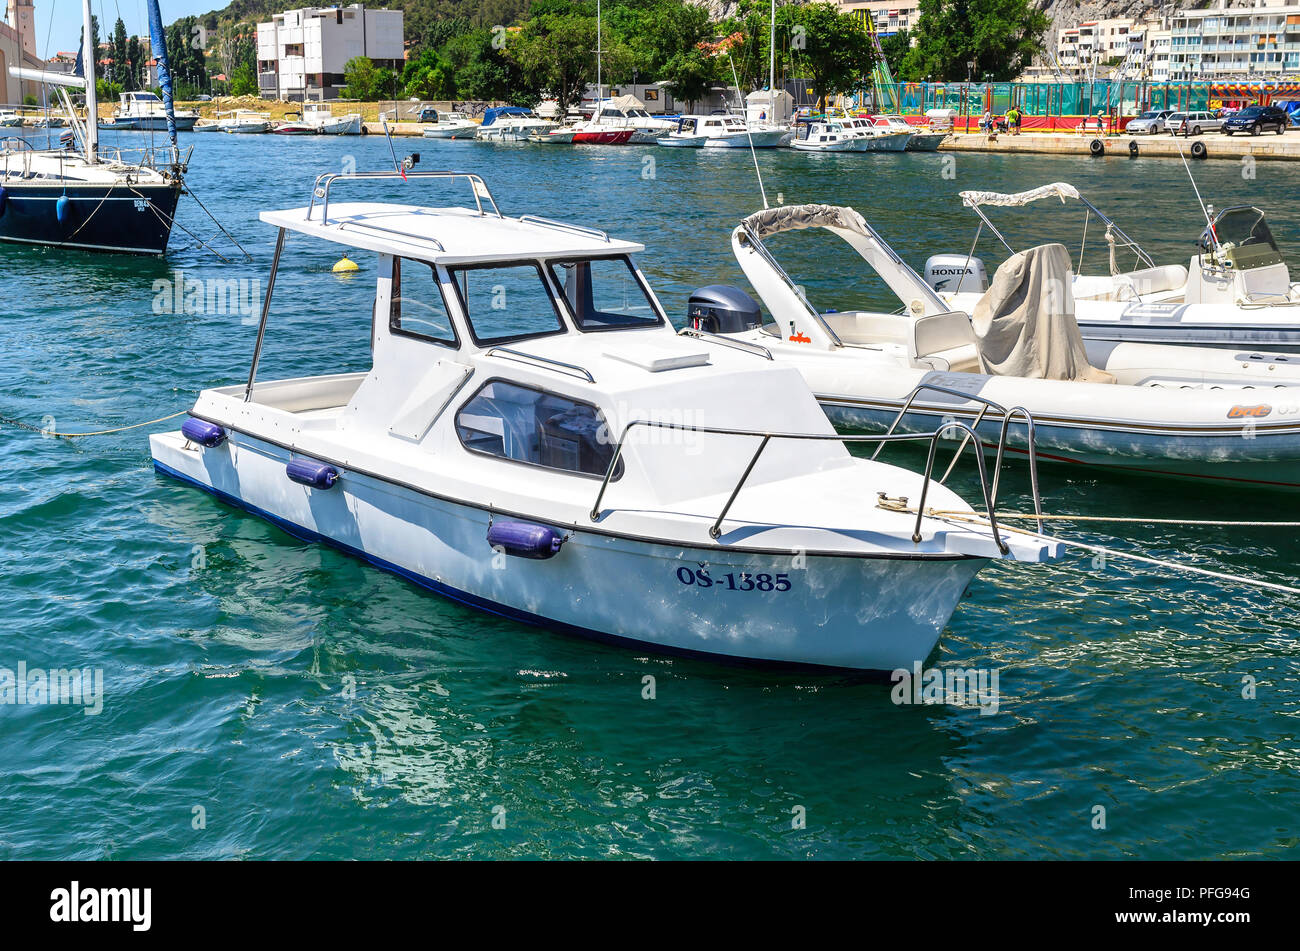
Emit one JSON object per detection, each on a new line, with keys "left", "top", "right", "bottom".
{"left": 0, "top": 181, "right": 182, "bottom": 255}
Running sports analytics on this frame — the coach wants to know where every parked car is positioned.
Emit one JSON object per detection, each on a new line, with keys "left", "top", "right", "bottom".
{"left": 1126, "top": 109, "right": 1175, "bottom": 134}
{"left": 1166, "top": 111, "right": 1223, "bottom": 135}
{"left": 1222, "top": 104, "right": 1290, "bottom": 135}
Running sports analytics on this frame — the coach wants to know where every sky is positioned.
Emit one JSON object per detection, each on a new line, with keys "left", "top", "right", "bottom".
{"left": 22, "top": 0, "right": 216, "bottom": 58}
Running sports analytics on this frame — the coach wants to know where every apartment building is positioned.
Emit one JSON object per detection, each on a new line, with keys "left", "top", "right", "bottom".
{"left": 1169, "top": 0, "right": 1300, "bottom": 81}
{"left": 837, "top": 1, "right": 921, "bottom": 37}
{"left": 256, "top": 4, "right": 403, "bottom": 101}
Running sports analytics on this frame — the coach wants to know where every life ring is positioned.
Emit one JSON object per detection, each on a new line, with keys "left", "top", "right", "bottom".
{"left": 1191, "top": 140, "right": 1207, "bottom": 160}
{"left": 1128, "top": 140, "right": 1139, "bottom": 157}
{"left": 1089, "top": 138, "right": 1104, "bottom": 156}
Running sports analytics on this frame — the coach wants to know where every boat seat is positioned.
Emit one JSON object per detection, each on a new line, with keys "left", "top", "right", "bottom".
{"left": 1073, "top": 265, "right": 1188, "bottom": 301}
{"left": 910, "top": 311, "right": 980, "bottom": 372}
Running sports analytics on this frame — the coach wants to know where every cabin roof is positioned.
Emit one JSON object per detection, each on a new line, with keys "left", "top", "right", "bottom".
{"left": 259, "top": 202, "right": 643, "bottom": 263}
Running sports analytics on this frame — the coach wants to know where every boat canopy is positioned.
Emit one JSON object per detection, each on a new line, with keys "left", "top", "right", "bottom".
{"left": 481, "top": 106, "right": 533, "bottom": 127}
{"left": 740, "top": 203, "right": 870, "bottom": 240}
{"left": 959, "top": 182, "right": 1081, "bottom": 209}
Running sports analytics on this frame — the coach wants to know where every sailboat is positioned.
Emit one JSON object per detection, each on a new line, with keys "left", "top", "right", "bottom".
{"left": 0, "top": 0, "right": 187, "bottom": 254}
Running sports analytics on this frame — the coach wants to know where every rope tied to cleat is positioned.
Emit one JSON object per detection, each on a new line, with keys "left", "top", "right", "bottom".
{"left": 0, "top": 410, "right": 187, "bottom": 438}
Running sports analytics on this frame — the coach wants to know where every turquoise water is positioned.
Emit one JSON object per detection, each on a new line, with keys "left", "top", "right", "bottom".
{"left": 1, "top": 131, "right": 1297, "bottom": 859}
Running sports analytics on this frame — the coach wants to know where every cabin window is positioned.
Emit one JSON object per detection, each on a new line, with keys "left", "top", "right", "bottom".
{"left": 389, "top": 258, "right": 457, "bottom": 347}
{"left": 448, "top": 262, "right": 565, "bottom": 345}
{"left": 455, "top": 380, "right": 623, "bottom": 479}
{"left": 548, "top": 256, "right": 663, "bottom": 331}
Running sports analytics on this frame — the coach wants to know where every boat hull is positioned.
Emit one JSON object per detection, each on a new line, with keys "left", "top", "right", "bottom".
{"left": 905, "top": 132, "right": 948, "bottom": 151}
{"left": 571, "top": 129, "right": 635, "bottom": 144}
{"left": 702, "top": 129, "right": 789, "bottom": 148}
{"left": 0, "top": 180, "right": 181, "bottom": 254}
{"left": 102, "top": 115, "right": 199, "bottom": 132}
{"left": 1075, "top": 318, "right": 1300, "bottom": 353}
{"left": 422, "top": 125, "right": 477, "bottom": 139}
{"left": 151, "top": 428, "right": 986, "bottom": 672}
{"left": 817, "top": 388, "right": 1300, "bottom": 490}
{"left": 862, "top": 132, "right": 913, "bottom": 152}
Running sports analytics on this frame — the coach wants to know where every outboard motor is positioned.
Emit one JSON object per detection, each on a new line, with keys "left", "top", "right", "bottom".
{"left": 686, "top": 285, "right": 762, "bottom": 334}
{"left": 923, "top": 254, "right": 988, "bottom": 295}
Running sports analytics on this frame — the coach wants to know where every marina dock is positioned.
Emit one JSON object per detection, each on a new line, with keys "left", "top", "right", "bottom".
{"left": 941, "top": 129, "right": 1300, "bottom": 161}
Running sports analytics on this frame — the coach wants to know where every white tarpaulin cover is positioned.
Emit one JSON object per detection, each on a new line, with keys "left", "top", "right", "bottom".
{"left": 741, "top": 203, "right": 868, "bottom": 240}
{"left": 605, "top": 94, "right": 647, "bottom": 112}
{"left": 959, "top": 182, "right": 1081, "bottom": 209}
{"left": 972, "top": 243, "right": 1115, "bottom": 384}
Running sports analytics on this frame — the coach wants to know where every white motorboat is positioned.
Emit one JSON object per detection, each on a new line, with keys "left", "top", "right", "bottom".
{"left": 217, "top": 110, "right": 271, "bottom": 134}
{"left": 0, "top": 110, "right": 25, "bottom": 127}
{"left": 149, "top": 170, "right": 1056, "bottom": 672}
{"left": 661, "top": 114, "right": 787, "bottom": 148}
{"left": 789, "top": 118, "right": 871, "bottom": 152}
{"left": 870, "top": 114, "right": 947, "bottom": 151}
{"left": 101, "top": 91, "right": 199, "bottom": 131}
{"left": 656, "top": 117, "right": 711, "bottom": 148}
{"left": 941, "top": 183, "right": 1300, "bottom": 352}
{"left": 584, "top": 95, "right": 675, "bottom": 143}
{"left": 422, "top": 110, "right": 478, "bottom": 139}
{"left": 700, "top": 203, "right": 1300, "bottom": 489}
{"left": 475, "top": 106, "right": 558, "bottom": 142}
{"left": 303, "top": 101, "right": 362, "bottom": 135}
{"left": 837, "top": 115, "right": 912, "bottom": 151}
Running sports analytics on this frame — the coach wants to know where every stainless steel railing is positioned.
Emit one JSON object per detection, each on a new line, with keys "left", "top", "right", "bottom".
{"left": 588, "top": 407, "right": 1044, "bottom": 553}
{"left": 308, "top": 170, "right": 503, "bottom": 224}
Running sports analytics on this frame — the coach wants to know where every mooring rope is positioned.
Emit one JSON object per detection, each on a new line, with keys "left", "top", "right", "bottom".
{"left": 906, "top": 507, "right": 1300, "bottom": 596}
{"left": 0, "top": 410, "right": 187, "bottom": 438}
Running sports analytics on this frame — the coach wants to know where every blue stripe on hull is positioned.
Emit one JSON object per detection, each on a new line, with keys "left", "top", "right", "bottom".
{"left": 152, "top": 459, "right": 900, "bottom": 677}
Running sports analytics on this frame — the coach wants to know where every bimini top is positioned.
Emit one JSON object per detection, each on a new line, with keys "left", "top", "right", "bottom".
{"left": 959, "top": 182, "right": 1081, "bottom": 209}
{"left": 740, "top": 203, "right": 870, "bottom": 240}
{"left": 260, "top": 169, "right": 643, "bottom": 264}
{"left": 480, "top": 106, "right": 533, "bottom": 127}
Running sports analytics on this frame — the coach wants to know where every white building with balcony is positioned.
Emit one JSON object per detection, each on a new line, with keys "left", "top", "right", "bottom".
{"left": 1168, "top": 1, "right": 1300, "bottom": 81}
{"left": 256, "top": 4, "right": 403, "bottom": 101}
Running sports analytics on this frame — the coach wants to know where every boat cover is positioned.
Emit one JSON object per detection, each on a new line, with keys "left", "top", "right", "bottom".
{"left": 959, "top": 182, "right": 1080, "bottom": 209}
{"left": 741, "top": 204, "right": 866, "bottom": 240}
{"left": 604, "top": 94, "right": 647, "bottom": 112}
{"left": 972, "top": 243, "right": 1114, "bottom": 384}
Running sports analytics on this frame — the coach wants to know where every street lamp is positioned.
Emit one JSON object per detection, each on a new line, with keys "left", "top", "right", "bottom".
{"left": 967, "top": 60, "right": 975, "bottom": 82}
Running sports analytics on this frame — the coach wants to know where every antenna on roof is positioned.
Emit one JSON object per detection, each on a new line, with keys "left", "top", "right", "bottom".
{"left": 1171, "top": 135, "right": 1218, "bottom": 249}
{"left": 379, "top": 114, "right": 420, "bottom": 180}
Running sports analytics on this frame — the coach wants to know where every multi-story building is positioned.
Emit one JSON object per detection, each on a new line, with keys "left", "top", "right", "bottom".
{"left": 2, "top": 0, "right": 44, "bottom": 105}
{"left": 1169, "top": 1, "right": 1300, "bottom": 81}
{"left": 838, "top": 1, "right": 921, "bottom": 36}
{"left": 256, "top": 4, "right": 403, "bottom": 101}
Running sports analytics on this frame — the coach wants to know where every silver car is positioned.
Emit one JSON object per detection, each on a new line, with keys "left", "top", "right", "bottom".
{"left": 1166, "top": 111, "right": 1224, "bottom": 135}
{"left": 1126, "top": 109, "right": 1175, "bottom": 134}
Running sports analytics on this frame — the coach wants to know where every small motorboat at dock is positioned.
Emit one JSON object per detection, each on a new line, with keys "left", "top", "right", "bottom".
{"left": 702, "top": 203, "right": 1300, "bottom": 489}
{"left": 150, "top": 169, "right": 1057, "bottom": 672}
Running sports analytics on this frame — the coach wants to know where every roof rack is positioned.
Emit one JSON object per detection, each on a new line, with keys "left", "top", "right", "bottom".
{"left": 517, "top": 215, "right": 609, "bottom": 242}
{"left": 307, "top": 170, "right": 503, "bottom": 225}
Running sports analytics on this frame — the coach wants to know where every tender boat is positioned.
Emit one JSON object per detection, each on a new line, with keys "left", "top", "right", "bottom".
{"left": 528, "top": 127, "right": 580, "bottom": 144}
{"left": 421, "top": 110, "right": 478, "bottom": 139}
{"left": 475, "top": 106, "right": 558, "bottom": 142}
{"left": 942, "top": 183, "right": 1300, "bottom": 353}
{"left": 217, "top": 110, "right": 272, "bottom": 134}
{"left": 702, "top": 203, "right": 1300, "bottom": 489}
{"left": 1, "top": 110, "right": 26, "bottom": 127}
{"left": 870, "top": 114, "right": 947, "bottom": 151}
{"left": 149, "top": 169, "right": 1057, "bottom": 672}
{"left": 302, "top": 101, "right": 361, "bottom": 135}
{"left": 790, "top": 118, "right": 871, "bottom": 152}
{"left": 660, "top": 114, "right": 787, "bottom": 148}
{"left": 272, "top": 112, "right": 315, "bottom": 135}
{"left": 101, "top": 91, "right": 199, "bottom": 131}
{"left": 1, "top": 0, "right": 188, "bottom": 254}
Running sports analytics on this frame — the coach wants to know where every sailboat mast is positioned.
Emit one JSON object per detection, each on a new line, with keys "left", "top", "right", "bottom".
{"left": 769, "top": 0, "right": 776, "bottom": 95}
{"left": 82, "top": 0, "right": 99, "bottom": 162}
{"left": 596, "top": 0, "right": 602, "bottom": 102}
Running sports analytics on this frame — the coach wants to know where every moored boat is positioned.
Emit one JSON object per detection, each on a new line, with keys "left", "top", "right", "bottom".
{"left": 703, "top": 203, "right": 1300, "bottom": 490}
{"left": 149, "top": 169, "right": 1057, "bottom": 672}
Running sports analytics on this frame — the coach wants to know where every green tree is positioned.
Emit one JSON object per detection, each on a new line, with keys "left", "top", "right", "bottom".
{"left": 507, "top": 3, "right": 629, "bottom": 113}
{"left": 229, "top": 62, "right": 258, "bottom": 96}
{"left": 776, "top": 1, "right": 874, "bottom": 109}
{"left": 445, "top": 28, "right": 534, "bottom": 103}
{"left": 111, "top": 17, "right": 130, "bottom": 89}
{"left": 403, "top": 46, "right": 456, "bottom": 99}
{"left": 903, "top": 0, "right": 1049, "bottom": 82}
{"left": 342, "top": 56, "right": 382, "bottom": 100}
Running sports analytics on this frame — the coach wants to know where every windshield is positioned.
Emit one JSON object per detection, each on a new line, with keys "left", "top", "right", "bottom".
{"left": 1204, "top": 206, "right": 1284, "bottom": 268}
{"left": 1236, "top": 107, "right": 1264, "bottom": 117}
{"left": 548, "top": 256, "right": 663, "bottom": 331}
{"left": 1138, "top": 112, "right": 1159, "bottom": 119}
